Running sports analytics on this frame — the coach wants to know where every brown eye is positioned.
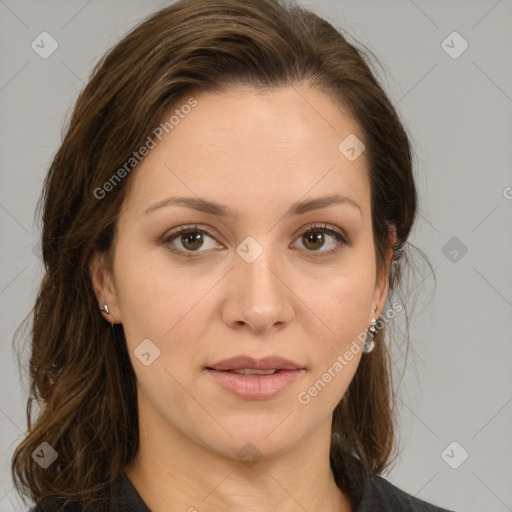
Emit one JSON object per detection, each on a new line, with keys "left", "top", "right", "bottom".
{"left": 161, "top": 223, "right": 348, "bottom": 259}
{"left": 294, "top": 224, "right": 348, "bottom": 255}
{"left": 162, "top": 225, "right": 220, "bottom": 257}
{"left": 179, "top": 231, "right": 205, "bottom": 251}
{"left": 302, "top": 230, "right": 326, "bottom": 251}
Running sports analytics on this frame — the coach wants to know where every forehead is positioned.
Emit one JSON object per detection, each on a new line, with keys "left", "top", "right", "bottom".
{"left": 123, "top": 85, "right": 370, "bottom": 218}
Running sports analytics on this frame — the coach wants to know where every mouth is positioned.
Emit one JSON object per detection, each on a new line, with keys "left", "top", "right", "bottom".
{"left": 208, "top": 368, "right": 283, "bottom": 375}
{"left": 205, "top": 355, "right": 305, "bottom": 400}
{"left": 207, "top": 355, "right": 305, "bottom": 372}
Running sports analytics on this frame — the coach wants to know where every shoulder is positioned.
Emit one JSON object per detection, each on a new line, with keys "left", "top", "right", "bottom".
{"left": 26, "top": 470, "right": 149, "bottom": 512}
{"left": 26, "top": 501, "right": 81, "bottom": 512}
{"left": 358, "top": 473, "right": 455, "bottom": 512}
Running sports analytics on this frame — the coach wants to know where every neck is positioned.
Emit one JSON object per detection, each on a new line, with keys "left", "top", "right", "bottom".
{"left": 123, "top": 414, "right": 353, "bottom": 511}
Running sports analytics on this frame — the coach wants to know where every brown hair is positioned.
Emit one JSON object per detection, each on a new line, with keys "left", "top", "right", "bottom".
{"left": 12, "top": 0, "right": 424, "bottom": 509}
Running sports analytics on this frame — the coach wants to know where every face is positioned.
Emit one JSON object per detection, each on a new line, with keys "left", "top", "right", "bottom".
{"left": 90, "top": 85, "right": 392, "bottom": 463}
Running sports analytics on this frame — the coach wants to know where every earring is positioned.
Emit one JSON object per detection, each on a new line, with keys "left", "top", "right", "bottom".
{"left": 100, "top": 304, "right": 110, "bottom": 315}
{"left": 364, "top": 306, "right": 378, "bottom": 353}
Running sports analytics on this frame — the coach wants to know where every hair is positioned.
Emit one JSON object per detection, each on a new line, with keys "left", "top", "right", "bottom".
{"left": 11, "top": 0, "right": 428, "bottom": 509}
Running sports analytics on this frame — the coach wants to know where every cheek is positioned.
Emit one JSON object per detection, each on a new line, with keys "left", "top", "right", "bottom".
{"left": 293, "top": 276, "right": 373, "bottom": 412}
{"left": 111, "top": 238, "right": 190, "bottom": 342}
{"left": 310, "top": 291, "right": 370, "bottom": 369}
{"left": 303, "top": 263, "right": 375, "bottom": 339}
{"left": 296, "top": 258, "right": 375, "bottom": 376}
{"left": 112, "top": 243, "right": 223, "bottom": 380}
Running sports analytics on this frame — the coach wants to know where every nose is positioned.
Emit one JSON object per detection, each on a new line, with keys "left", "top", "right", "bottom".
{"left": 222, "top": 242, "right": 295, "bottom": 333}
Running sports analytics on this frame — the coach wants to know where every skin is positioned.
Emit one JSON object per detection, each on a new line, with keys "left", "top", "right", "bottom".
{"left": 89, "top": 84, "right": 395, "bottom": 512}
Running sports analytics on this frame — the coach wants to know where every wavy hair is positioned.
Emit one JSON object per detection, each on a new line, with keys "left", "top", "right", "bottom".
{"left": 11, "top": 0, "right": 428, "bottom": 509}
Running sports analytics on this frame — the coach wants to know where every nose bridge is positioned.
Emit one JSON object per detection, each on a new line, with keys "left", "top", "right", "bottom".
{"left": 238, "top": 238, "right": 282, "bottom": 301}
{"left": 227, "top": 235, "right": 293, "bottom": 329}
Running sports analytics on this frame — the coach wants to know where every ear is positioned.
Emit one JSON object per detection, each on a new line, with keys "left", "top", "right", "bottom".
{"left": 372, "top": 224, "right": 397, "bottom": 318}
{"left": 88, "top": 251, "right": 121, "bottom": 324}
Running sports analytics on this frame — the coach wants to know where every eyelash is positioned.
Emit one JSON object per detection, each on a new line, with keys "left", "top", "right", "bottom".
{"left": 160, "top": 223, "right": 349, "bottom": 259}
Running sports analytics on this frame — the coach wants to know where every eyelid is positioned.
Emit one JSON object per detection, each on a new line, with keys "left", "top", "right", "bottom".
{"left": 293, "top": 222, "right": 350, "bottom": 245}
{"left": 160, "top": 224, "right": 221, "bottom": 255}
{"left": 160, "top": 222, "right": 350, "bottom": 257}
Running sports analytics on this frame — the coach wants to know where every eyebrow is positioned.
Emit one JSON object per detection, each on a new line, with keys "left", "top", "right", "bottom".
{"left": 144, "top": 193, "right": 362, "bottom": 218}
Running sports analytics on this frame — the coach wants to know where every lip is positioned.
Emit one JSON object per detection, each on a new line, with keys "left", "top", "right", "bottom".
{"left": 207, "top": 355, "right": 304, "bottom": 371}
{"left": 206, "top": 368, "right": 303, "bottom": 400}
{"left": 205, "top": 355, "right": 305, "bottom": 400}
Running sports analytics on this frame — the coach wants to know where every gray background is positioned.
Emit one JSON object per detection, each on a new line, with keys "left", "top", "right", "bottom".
{"left": 1, "top": 0, "right": 511, "bottom": 511}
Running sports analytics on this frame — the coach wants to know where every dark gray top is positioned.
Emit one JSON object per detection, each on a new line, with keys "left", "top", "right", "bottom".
{"left": 27, "top": 462, "right": 455, "bottom": 511}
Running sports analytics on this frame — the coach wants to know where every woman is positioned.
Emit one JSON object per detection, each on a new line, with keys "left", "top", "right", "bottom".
{"left": 12, "top": 0, "right": 454, "bottom": 510}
